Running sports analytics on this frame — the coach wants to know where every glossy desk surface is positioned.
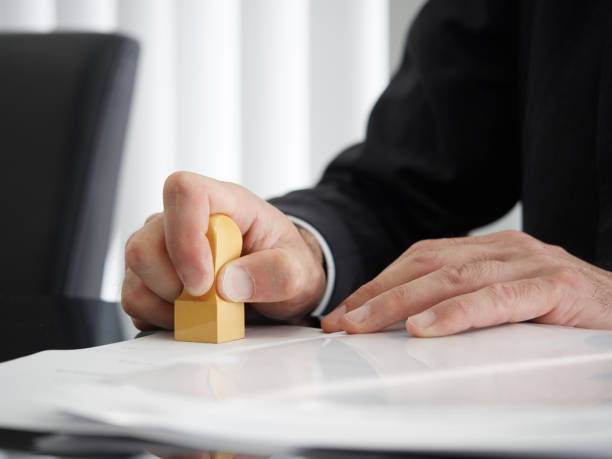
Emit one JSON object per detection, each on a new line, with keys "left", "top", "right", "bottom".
{"left": 0, "top": 297, "right": 611, "bottom": 458}
{"left": 0, "top": 293, "right": 123, "bottom": 363}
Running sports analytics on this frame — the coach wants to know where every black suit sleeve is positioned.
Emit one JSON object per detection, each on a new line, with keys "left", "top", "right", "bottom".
{"left": 269, "top": 0, "right": 520, "bottom": 314}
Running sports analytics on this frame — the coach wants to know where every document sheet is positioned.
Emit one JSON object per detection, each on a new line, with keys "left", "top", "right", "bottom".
{"left": 1, "top": 324, "right": 611, "bottom": 456}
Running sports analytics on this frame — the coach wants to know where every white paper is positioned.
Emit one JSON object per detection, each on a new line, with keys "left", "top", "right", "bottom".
{"left": 2, "top": 323, "right": 612, "bottom": 456}
{"left": 0, "top": 325, "right": 322, "bottom": 433}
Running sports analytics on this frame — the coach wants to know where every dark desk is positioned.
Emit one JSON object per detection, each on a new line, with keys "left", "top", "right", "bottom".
{"left": 0, "top": 427, "right": 572, "bottom": 459}
{"left": 0, "top": 293, "right": 124, "bottom": 363}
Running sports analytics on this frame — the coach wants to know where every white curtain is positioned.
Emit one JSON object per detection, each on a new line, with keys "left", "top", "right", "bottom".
{"left": 0, "top": 0, "right": 518, "bottom": 333}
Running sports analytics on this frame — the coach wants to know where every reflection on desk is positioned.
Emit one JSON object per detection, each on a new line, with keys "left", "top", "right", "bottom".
{"left": 0, "top": 324, "right": 611, "bottom": 458}
{"left": 0, "top": 293, "right": 124, "bottom": 363}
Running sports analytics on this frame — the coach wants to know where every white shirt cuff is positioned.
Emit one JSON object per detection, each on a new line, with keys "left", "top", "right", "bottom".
{"left": 287, "top": 215, "right": 335, "bottom": 318}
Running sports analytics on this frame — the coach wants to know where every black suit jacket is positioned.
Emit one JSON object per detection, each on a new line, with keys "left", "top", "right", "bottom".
{"left": 270, "top": 0, "right": 612, "bottom": 314}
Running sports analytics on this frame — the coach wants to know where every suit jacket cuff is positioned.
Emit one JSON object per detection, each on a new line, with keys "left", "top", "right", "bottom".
{"left": 270, "top": 196, "right": 367, "bottom": 316}
{"left": 287, "top": 215, "right": 335, "bottom": 317}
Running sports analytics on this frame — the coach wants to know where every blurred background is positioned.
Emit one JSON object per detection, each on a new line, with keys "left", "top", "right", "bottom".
{"left": 0, "top": 0, "right": 519, "bottom": 334}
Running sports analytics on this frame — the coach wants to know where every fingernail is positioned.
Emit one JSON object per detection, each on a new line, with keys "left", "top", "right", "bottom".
{"left": 323, "top": 304, "right": 346, "bottom": 326}
{"left": 221, "top": 265, "right": 254, "bottom": 302}
{"left": 344, "top": 303, "right": 370, "bottom": 324}
{"left": 407, "top": 310, "right": 436, "bottom": 329}
{"left": 181, "top": 267, "right": 209, "bottom": 296}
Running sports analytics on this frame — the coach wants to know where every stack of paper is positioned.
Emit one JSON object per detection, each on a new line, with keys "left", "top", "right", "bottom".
{"left": 1, "top": 324, "right": 611, "bottom": 456}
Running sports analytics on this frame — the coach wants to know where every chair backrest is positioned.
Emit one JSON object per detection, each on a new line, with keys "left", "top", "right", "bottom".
{"left": 0, "top": 33, "right": 139, "bottom": 298}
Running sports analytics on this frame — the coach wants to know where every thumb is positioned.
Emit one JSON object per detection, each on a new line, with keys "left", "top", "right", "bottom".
{"left": 216, "top": 248, "right": 306, "bottom": 303}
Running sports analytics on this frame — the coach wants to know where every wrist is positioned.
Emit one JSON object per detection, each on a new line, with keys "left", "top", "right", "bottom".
{"left": 295, "top": 224, "right": 326, "bottom": 310}
{"left": 286, "top": 215, "right": 336, "bottom": 318}
{"left": 296, "top": 225, "right": 324, "bottom": 268}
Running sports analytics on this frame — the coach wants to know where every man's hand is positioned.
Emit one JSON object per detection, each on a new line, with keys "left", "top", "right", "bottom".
{"left": 322, "top": 230, "right": 612, "bottom": 337}
{"left": 122, "top": 171, "right": 326, "bottom": 330}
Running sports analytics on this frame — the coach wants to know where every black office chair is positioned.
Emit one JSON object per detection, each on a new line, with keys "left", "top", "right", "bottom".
{"left": 0, "top": 33, "right": 139, "bottom": 360}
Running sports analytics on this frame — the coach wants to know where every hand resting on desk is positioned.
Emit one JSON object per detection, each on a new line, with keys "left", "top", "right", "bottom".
{"left": 322, "top": 230, "right": 612, "bottom": 336}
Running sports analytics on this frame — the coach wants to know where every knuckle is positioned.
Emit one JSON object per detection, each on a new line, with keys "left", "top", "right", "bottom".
{"left": 547, "top": 244, "right": 568, "bottom": 257}
{"left": 439, "top": 263, "right": 474, "bottom": 287}
{"left": 448, "top": 297, "right": 476, "bottom": 326}
{"left": 409, "top": 239, "right": 437, "bottom": 253}
{"left": 357, "top": 281, "right": 383, "bottom": 300}
{"left": 221, "top": 179, "right": 244, "bottom": 194}
{"left": 124, "top": 231, "right": 137, "bottom": 254}
{"left": 145, "top": 212, "right": 162, "bottom": 225}
{"left": 121, "top": 283, "right": 140, "bottom": 319}
{"left": 482, "top": 282, "right": 517, "bottom": 322}
{"left": 500, "top": 230, "right": 541, "bottom": 249}
{"left": 528, "top": 240, "right": 547, "bottom": 252}
{"left": 343, "top": 282, "right": 380, "bottom": 309}
{"left": 167, "top": 241, "right": 196, "bottom": 265}
{"left": 381, "top": 285, "right": 409, "bottom": 308}
{"left": 163, "top": 171, "right": 199, "bottom": 199}
{"left": 552, "top": 267, "right": 585, "bottom": 290}
{"left": 409, "top": 237, "right": 458, "bottom": 252}
{"left": 499, "top": 229, "right": 523, "bottom": 240}
{"left": 131, "top": 318, "right": 148, "bottom": 331}
{"left": 530, "top": 251, "right": 560, "bottom": 266}
{"left": 124, "top": 236, "right": 151, "bottom": 273}
{"left": 516, "top": 232, "right": 545, "bottom": 251}
{"left": 485, "top": 282, "right": 518, "bottom": 305}
{"left": 409, "top": 249, "right": 439, "bottom": 267}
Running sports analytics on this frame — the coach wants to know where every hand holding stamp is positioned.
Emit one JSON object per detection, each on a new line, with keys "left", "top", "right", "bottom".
{"left": 174, "top": 214, "right": 245, "bottom": 343}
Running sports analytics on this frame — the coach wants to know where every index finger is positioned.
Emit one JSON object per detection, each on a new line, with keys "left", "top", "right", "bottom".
{"left": 164, "top": 172, "right": 245, "bottom": 296}
{"left": 339, "top": 258, "right": 537, "bottom": 334}
{"left": 163, "top": 171, "right": 287, "bottom": 297}
{"left": 322, "top": 242, "right": 506, "bottom": 332}
{"left": 163, "top": 172, "right": 217, "bottom": 296}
